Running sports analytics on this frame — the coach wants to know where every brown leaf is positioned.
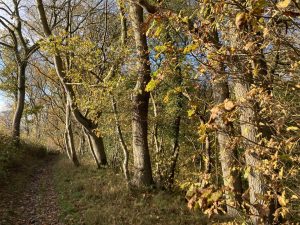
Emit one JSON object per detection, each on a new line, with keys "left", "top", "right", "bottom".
{"left": 235, "top": 12, "right": 246, "bottom": 29}
{"left": 244, "top": 41, "right": 255, "bottom": 51}
{"left": 187, "top": 195, "right": 197, "bottom": 210}
{"left": 224, "top": 99, "right": 235, "bottom": 111}
{"left": 210, "top": 106, "right": 220, "bottom": 120}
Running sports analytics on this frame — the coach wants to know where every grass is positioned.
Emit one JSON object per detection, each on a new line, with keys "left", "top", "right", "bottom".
{"left": 53, "top": 156, "right": 207, "bottom": 225}
{"left": 0, "top": 133, "right": 49, "bottom": 186}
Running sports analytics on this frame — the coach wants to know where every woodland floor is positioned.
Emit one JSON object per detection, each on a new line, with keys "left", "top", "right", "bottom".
{"left": 0, "top": 153, "right": 223, "bottom": 225}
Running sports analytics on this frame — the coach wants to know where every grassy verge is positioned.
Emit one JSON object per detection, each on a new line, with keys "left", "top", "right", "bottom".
{"left": 54, "top": 156, "right": 206, "bottom": 225}
{"left": 0, "top": 133, "right": 49, "bottom": 186}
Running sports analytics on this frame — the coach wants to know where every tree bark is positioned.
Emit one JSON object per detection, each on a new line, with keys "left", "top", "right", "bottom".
{"left": 83, "top": 128, "right": 107, "bottom": 168}
{"left": 232, "top": 7, "right": 270, "bottom": 223}
{"left": 78, "top": 128, "right": 86, "bottom": 155}
{"left": 150, "top": 93, "right": 164, "bottom": 186}
{"left": 117, "top": 0, "right": 127, "bottom": 46}
{"left": 112, "top": 95, "right": 130, "bottom": 182}
{"left": 166, "top": 113, "right": 181, "bottom": 187}
{"left": 234, "top": 77, "right": 264, "bottom": 224}
{"left": 85, "top": 130, "right": 101, "bottom": 168}
{"left": 12, "top": 63, "right": 27, "bottom": 142}
{"left": 65, "top": 97, "right": 80, "bottom": 167}
{"left": 90, "top": 132, "right": 107, "bottom": 167}
{"left": 212, "top": 72, "right": 243, "bottom": 216}
{"left": 200, "top": 117, "right": 212, "bottom": 174}
{"left": 129, "top": 2, "right": 154, "bottom": 187}
{"left": 203, "top": 26, "right": 243, "bottom": 215}
{"left": 166, "top": 63, "right": 183, "bottom": 188}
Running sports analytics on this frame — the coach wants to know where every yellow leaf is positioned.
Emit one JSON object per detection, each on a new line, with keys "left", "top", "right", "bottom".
{"left": 244, "top": 166, "right": 251, "bottom": 179}
{"left": 198, "top": 123, "right": 207, "bottom": 135}
{"left": 163, "top": 93, "right": 170, "bottom": 103}
{"left": 182, "top": 16, "right": 189, "bottom": 23}
{"left": 279, "top": 167, "right": 284, "bottom": 179}
{"left": 278, "top": 191, "right": 288, "bottom": 207}
{"left": 145, "top": 79, "right": 159, "bottom": 92}
{"left": 276, "top": 0, "right": 291, "bottom": 8}
{"left": 155, "top": 45, "right": 168, "bottom": 52}
{"left": 154, "top": 25, "right": 163, "bottom": 37}
{"left": 291, "top": 195, "right": 299, "bottom": 200}
{"left": 263, "top": 28, "right": 269, "bottom": 38}
{"left": 198, "top": 124, "right": 207, "bottom": 143}
{"left": 208, "top": 190, "right": 223, "bottom": 203}
{"left": 286, "top": 126, "right": 299, "bottom": 131}
{"left": 183, "top": 42, "right": 199, "bottom": 54}
{"left": 187, "top": 109, "right": 196, "bottom": 117}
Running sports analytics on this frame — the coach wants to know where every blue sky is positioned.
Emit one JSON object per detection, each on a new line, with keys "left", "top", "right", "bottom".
{"left": 0, "top": 92, "right": 8, "bottom": 112}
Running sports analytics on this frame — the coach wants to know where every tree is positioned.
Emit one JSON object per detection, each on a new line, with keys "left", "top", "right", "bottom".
{"left": 129, "top": 1, "right": 154, "bottom": 186}
{"left": 36, "top": 0, "right": 107, "bottom": 166}
{"left": 0, "top": 0, "right": 38, "bottom": 142}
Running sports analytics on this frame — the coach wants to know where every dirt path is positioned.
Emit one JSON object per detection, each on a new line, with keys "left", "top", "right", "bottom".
{"left": 0, "top": 156, "right": 63, "bottom": 225}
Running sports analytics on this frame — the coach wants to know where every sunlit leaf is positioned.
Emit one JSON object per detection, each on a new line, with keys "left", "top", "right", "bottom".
{"left": 183, "top": 42, "right": 199, "bottom": 54}
{"left": 286, "top": 126, "right": 299, "bottom": 131}
{"left": 276, "top": 0, "right": 291, "bottom": 9}
{"left": 279, "top": 167, "right": 284, "bottom": 179}
{"left": 224, "top": 99, "right": 235, "bottom": 111}
{"left": 278, "top": 191, "right": 288, "bottom": 207}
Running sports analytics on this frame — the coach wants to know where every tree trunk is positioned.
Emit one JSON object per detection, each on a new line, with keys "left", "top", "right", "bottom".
{"left": 85, "top": 130, "right": 107, "bottom": 168}
{"left": 85, "top": 130, "right": 101, "bottom": 168}
{"left": 232, "top": 8, "right": 270, "bottom": 223}
{"left": 129, "top": 2, "right": 154, "bottom": 187}
{"left": 234, "top": 77, "right": 264, "bottom": 224}
{"left": 65, "top": 98, "right": 80, "bottom": 167}
{"left": 166, "top": 113, "right": 181, "bottom": 187}
{"left": 204, "top": 27, "right": 243, "bottom": 215}
{"left": 35, "top": 113, "right": 41, "bottom": 139}
{"left": 212, "top": 73, "right": 243, "bottom": 216}
{"left": 199, "top": 117, "right": 212, "bottom": 175}
{"left": 112, "top": 95, "right": 130, "bottom": 182}
{"left": 64, "top": 132, "right": 72, "bottom": 160}
{"left": 12, "top": 63, "right": 27, "bottom": 142}
{"left": 78, "top": 128, "right": 86, "bottom": 155}
{"left": 166, "top": 63, "right": 183, "bottom": 188}
{"left": 150, "top": 94, "right": 163, "bottom": 185}
{"left": 117, "top": 0, "right": 127, "bottom": 46}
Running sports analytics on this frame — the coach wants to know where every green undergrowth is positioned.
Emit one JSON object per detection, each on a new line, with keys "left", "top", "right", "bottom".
{"left": 0, "top": 133, "right": 49, "bottom": 186}
{"left": 54, "top": 156, "right": 206, "bottom": 225}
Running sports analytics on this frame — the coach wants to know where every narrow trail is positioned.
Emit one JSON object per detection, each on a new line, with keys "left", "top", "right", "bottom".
{"left": 0, "top": 156, "right": 63, "bottom": 225}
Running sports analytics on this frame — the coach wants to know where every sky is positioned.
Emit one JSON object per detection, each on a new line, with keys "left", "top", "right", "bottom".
{"left": 0, "top": 92, "right": 8, "bottom": 112}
